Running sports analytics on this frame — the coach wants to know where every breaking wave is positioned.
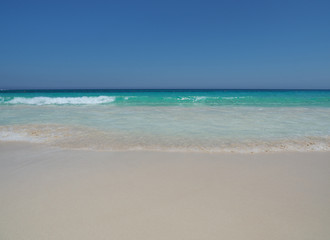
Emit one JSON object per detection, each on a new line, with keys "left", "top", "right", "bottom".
{"left": 6, "top": 96, "right": 116, "bottom": 105}
{"left": 0, "top": 92, "right": 329, "bottom": 106}
{"left": 1, "top": 95, "right": 249, "bottom": 106}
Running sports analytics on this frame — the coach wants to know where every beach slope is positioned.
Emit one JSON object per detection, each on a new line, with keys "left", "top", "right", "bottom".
{"left": 0, "top": 142, "right": 329, "bottom": 240}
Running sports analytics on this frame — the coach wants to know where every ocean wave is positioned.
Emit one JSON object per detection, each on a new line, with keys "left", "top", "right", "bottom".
{"left": 222, "top": 96, "right": 246, "bottom": 99}
{"left": 194, "top": 96, "right": 207, "bottom": 101}
{"left": 0, "top": 94, "right": 329, "bottom": 106}
{"left": 7, "top": 96, "right": 116, "bottom": 105}
{"left": 1, "top": 95, "right": 246, "bottom": 105}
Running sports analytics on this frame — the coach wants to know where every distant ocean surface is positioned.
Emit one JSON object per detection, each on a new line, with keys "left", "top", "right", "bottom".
{"left": 1, "top": 89, "right": 329, "bottom": 152}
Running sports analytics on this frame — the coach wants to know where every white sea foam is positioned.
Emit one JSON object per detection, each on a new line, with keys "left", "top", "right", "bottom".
{"left": 7, "top": 96, "right": 116, "bottom": 105}
{"left": 176, "top": 97, "right": 189, "bottom": 100}
{"left": 0, "top": 130, "right": 43, "bottom": 143}
{"left": 176, "top": 96, "right": 207, "bottom": 101}
{"left": 194, "top": 96, "right": 206, "bottom": 101}
{"left": 222, "top": 97, "right": 246, "bottom": 99}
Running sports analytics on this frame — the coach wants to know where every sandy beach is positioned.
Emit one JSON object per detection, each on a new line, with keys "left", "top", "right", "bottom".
{"left": 0, "top": 142, "right": 329, "bottom": 240}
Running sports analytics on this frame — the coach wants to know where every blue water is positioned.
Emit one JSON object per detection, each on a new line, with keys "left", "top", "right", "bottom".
{"left": 0, "top": 90, "right": 329, "bottom": 152}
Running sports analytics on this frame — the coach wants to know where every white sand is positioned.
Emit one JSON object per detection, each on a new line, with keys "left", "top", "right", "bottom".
{"left": 0, "top": 142, "right": 329, "bottom": 240}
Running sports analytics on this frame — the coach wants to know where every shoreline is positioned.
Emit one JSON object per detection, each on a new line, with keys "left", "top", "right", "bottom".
{"left": 1, "top": 134, "right": 330, "bottom": 153}
{"left": 1, "top": 142, "right": 330, "bottom": 239}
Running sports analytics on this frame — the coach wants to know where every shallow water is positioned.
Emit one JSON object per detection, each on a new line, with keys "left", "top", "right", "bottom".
{"left": 1, "top": 90, "right": 329, "bottom": 152}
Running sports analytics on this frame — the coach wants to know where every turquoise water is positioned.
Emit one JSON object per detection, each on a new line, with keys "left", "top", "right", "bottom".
{"left": 1, "top": 90, "right": 330, "bottom": 107}
{"left": 1, "top": 90, "right": 329, "bottom": 152}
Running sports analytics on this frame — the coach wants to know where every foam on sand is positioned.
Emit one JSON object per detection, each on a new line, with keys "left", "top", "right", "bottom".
{"left": 1, "top": 124, "right": 329, "bottom": 152}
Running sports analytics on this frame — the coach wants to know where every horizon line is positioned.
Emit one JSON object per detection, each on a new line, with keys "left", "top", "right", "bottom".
{"left": 1, "top": 88, "right": 330, "bottom": 91}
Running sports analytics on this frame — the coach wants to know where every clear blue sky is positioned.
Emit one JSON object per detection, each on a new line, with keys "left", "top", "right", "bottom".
{"left": 1, "top": 0, "right": 329, "bottom": 89}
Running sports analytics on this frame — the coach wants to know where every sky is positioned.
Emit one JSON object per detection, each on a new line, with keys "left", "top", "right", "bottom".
{"left": 0, "top": 0, "right": 330, "bottom": 89}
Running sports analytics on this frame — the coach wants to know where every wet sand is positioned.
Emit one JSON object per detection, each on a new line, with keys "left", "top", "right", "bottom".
{"left": 0, "top": 142, "right": 329, "bottom": 240}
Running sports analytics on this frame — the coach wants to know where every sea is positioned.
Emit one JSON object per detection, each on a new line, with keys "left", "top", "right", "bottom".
{"left": 0, "top": 89, "right": 329, "bottom": 153}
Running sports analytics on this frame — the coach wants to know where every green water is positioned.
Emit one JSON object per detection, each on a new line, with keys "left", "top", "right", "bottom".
{"left": 1, "top": 90, "right": 330, "bottom": 107}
